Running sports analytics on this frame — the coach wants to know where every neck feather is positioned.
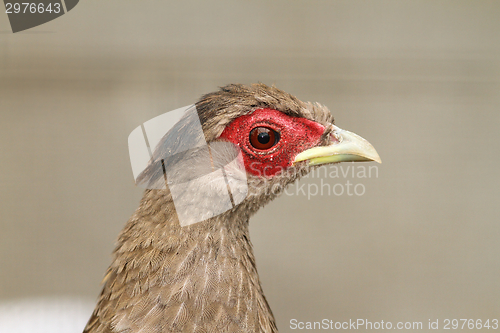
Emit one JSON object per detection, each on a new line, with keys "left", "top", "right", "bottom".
{"left": 84, "top": 189, "right": 278, "bottom": 333}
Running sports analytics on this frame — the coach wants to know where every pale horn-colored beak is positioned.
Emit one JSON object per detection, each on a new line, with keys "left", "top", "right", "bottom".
{"left": 293, "top": 125, "right": 382, "bottom": 166}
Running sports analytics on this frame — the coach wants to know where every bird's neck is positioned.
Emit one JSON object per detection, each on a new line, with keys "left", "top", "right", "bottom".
{"left": 92, "top": 190, "right": 278, "bottom": 333}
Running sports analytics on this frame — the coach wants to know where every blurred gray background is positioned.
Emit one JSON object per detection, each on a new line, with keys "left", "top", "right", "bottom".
{"left": 1, "top": 1, "right": 499, "bottom": 332}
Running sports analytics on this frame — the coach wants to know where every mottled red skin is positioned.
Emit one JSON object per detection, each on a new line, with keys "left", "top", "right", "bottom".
{"left": 219, "top": 109, "right": 325, "bottom": 177}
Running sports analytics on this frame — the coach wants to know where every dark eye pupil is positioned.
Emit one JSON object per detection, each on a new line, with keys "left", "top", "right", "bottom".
{"left": 257, "top": 132, "right": 270, "bottom": 144}
{"left": 249, "top": 126, "right": 280, "bottom": 150}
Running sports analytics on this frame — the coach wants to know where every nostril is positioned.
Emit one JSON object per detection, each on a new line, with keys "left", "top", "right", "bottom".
{"left": 330, "top": 131, "right": 341, "bottom": 144}
{"left": 320, "top": 124, "right": 339, "bottom": 146}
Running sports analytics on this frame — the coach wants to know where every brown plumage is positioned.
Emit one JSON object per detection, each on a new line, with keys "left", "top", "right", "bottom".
{"left": 84, "top": 83, "right": 380, "bottom": 333}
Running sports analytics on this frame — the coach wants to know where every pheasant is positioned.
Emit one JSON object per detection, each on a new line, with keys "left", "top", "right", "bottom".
{"left": 83, "top": 83, "right": 381, "bottom": 333}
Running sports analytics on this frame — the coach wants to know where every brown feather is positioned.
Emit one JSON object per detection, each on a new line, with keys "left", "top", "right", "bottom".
{"left": 84, "top": 83, "right": 334, "bottom": 333}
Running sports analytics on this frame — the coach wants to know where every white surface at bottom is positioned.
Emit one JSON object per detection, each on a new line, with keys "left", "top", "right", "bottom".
{"left": 0, "top": 297, "right": 94, "bottom": 333}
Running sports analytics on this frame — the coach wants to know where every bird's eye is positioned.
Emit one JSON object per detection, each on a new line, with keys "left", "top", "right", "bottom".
{"left": 249, "top": 127, "right": 280, "bottom": 150}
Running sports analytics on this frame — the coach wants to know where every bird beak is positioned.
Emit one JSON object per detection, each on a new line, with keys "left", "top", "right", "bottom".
{"left": 293, "top": 125, "right": 382, "bottom": 166}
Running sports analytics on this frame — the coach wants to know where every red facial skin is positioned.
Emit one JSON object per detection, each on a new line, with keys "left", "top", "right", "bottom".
{"left": 219, "top": 109, "right": 325, "bottom": 177}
